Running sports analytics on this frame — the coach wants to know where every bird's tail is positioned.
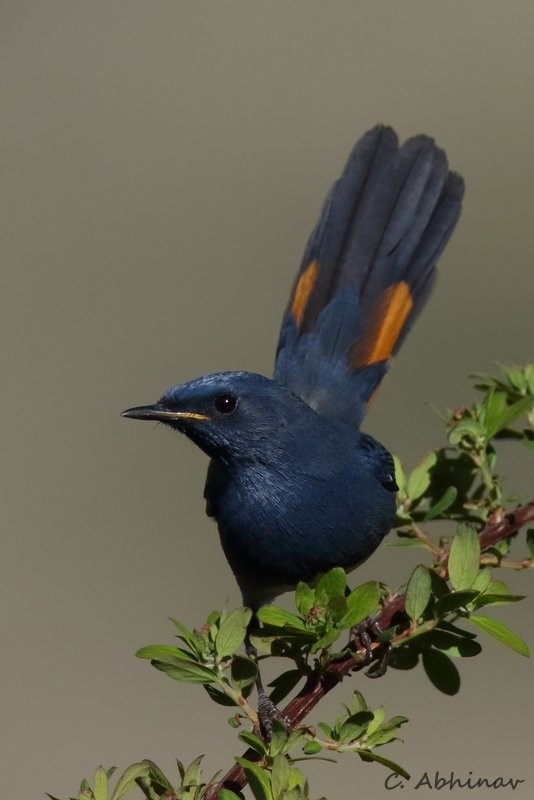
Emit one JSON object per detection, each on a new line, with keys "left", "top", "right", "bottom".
{"left": 274, "top": 125, "right": 464, "bottom": 426}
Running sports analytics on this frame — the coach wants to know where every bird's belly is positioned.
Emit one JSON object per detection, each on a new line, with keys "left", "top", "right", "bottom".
{"left": 213, "top": 467, "right": 395, "bottom": 607}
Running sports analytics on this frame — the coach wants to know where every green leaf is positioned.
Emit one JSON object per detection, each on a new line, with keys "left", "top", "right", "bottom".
{"left": 527, "top": 529, "right": 534, "bottom": 558}
{"left": 388, "top": 539, "right": 429, "bottom": 548}
{"left": 366, "top": 707, "right": 385, "bottom": 737}
{"left": 484, "top": 393, "right": 534, "bottom": 438}
{"left": 469, "top": 615, "right": 530, "bottom": 656}
{"left": 295, "top": 582, "right": 315, "bottom": 616}
{"left": 350, "top": 690, "right": 369, "bottom": 712}
{"left": 503, "top": 363, "right": 530, "bottom": 392}
{"left": 422, "top": 649, "right": 460, "bottom": 695}
{"left": 358, "top": 750, "right": 410, "bottom": 780}
{"left": 135, "top": 761, "right": 172, "bottom": 798}
{"left": 176, "top": 758, "right": 185, "bottom": 781}
{"left": 271, "top": 755, "right": 291, "bottom": 800}
{"left": 317, "top": 722, "right": 332, "bottom": 738}
{"left": 287, "top": 768, "right": 306, "bottom": 791}
{"left": 365, "top": 715, "right": 409, "bottom": 747}
{"left": 448, "top": 523, "right": 481, "bottom": 590}
{"left": 218, "top": 791, "right": 242, "bottom": 800}
{"left": 182, "top": 755, "right": 203, "bottom": 789}
{"left": 338, "top": 711, "right": 374, "bottom": 743}
{"left": 437, "top": 620, "right": 477, "bottom": 639}
{"left": 216, "top": 608, "right": 252, "bottom": 659}
{"left": 424, "top": 485, "right": 458, "bottom": 520}
{"left": 394, "top": 509, "right": 414, "bottom": 525}
{"left": 405, "top": 565, "right": 432, "bottom": 624}
{"left": 110, "top": 762, "right": 152, "bottom": 800}
{"left": 390, "top": 645, "right": 419, "bottom": 670}
{"left": 93, "top": 767, "right": 108, "bottom": 800}
{"left": 257, "top": 606, "right": 306, "bottom": 630}
{"left": 169, "top": 618, "right": 198, "bottom": 650}
{"left": 392, "top": 455, "right": 406, "bottom": 493}
{"left": 135, "top": 644, "right": 196, "bottom": 662}
{"left": 436, "top": 590, "right": 479, "bottom": 616}
{"left": 406, "top": 451, "right": 437, "bottom": 501}
{"left": 491, "top": 538, "right": 512, "bottom": 558}
{"left": 429, "top": 571, "right": 450, "bottom": 599}
{"left": 204, "top": 684, "right": 238, "bottom": 707}
{"left": 524, "top": 363, "right": 534, "bottom": 393}
{"left": 471, "top": 567, "right": 492, "bottom": 594}
{"left": 231, "top": 655, "right": 257, "bottom": 687}
{"left": 373, "top": 714, "right": 408, "bottom": 733}
{"left": 448, "top": 418, "right": 485, "bottom": 445}
{"left": 268, "top": 670, "right": 303, "bottom": 706}
{"left": 206, "top": 610, "right": 221, "bottom": 626}
{"left": 284, "top": 728, "right": 306, "bottom": 754}
{"left": 315, "top": 567, "right": 347, "bottom": 600}
{"left": 268, "top": 720, "right": 289, "bottom": 758}
{"left": 152, "top": 659, "right": 218, "bottom": 684}
{"left": 238, "top": 731, "right": 267, "bottom": 756}
{"left": 235, "top": 759, "right": 273, "bottom": 800}
{"left": 327, "top": 594, "right": 348, "bottom": 623}
{"left": 338, "top": 581, "right": 381, "bottom": 628}
{"left": 311, "top": 627, "right": 342, "bottom": 653}
{"left": 472, "top": 594, "right": 525, "bottom": 610}
{"left": 426, "top": 629, "right": 481, "bottom": 658}
{"left": 487, "top": 578, "right": 509, "bottom": 594}
{"left": 79, "top": 777, "right": 91, "bottom": 794}
{"left": 481, "top": 390, "right": 508, "bottom": 437}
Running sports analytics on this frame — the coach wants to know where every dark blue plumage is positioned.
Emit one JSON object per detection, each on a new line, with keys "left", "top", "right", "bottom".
{"left": 123, "top": 125, "right": 464, "bottom": 613}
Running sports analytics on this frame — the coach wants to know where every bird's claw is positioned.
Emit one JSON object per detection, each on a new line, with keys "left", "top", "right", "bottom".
{"left": 256, "top": 691, "right": 290, "bottom": 740}
{"left": 365, "top": 643, "right": 392, "bottom": 678}
{"left": 350, "top": 615, "right": 381, "bottom": 659}
{"left": 350, "top": 616, "right": 392, "bottom": 678}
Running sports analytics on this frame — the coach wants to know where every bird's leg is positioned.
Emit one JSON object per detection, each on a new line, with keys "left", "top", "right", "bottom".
{"left": 350, "top": 616, "right": 392, "bottom": 678}
{"left": 245, "top": 621, "right": 289, "bottom": 740}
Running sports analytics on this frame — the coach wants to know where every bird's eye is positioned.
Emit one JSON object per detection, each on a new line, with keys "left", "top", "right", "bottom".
{"left": 214, "top": 393, "right": 238, "bottom": 415}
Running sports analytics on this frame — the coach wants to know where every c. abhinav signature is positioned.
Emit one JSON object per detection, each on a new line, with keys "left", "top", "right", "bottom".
{"left": 385, "top": 771, "right": 526, "bottom": 791}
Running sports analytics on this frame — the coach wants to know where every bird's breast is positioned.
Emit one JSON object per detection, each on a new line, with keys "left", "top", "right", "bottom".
{"left": 206, "top": 456, "right": 395, "bottom": 602}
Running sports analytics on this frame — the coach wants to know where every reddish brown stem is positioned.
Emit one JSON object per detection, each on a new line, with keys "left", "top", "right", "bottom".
{"left": 478, "top": 503, "right": 534, "bottom": 550}
{"left": 204, "top": 503, "right": 534, "bottom": 800}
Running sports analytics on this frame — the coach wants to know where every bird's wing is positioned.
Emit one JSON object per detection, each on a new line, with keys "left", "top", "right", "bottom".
{"left": 274, "top": 126, "right": 464, "bottom": 427}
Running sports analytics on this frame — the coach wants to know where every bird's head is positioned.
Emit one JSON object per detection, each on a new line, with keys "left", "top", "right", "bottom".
{"left": 122, "top": 371, "right": 313, "bottom": 464}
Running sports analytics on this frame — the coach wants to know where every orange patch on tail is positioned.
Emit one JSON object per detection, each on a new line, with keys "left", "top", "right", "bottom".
{"left": 290, "top": 260, "right": 319, "bottom": 329}
{"left": 349, "top": 281, "right": 413, "bottom": 368}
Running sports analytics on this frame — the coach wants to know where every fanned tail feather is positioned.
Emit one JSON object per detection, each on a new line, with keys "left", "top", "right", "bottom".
{"left": 274, "top": 125, "right": 464, "bottom": 426}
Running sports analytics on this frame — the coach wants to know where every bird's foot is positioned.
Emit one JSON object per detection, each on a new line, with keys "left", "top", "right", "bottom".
{"left": 350, "top": 617, "right": 392, "bottom": 678}
{"left": 255, "top": 691, "right": 290, "bottom": 740}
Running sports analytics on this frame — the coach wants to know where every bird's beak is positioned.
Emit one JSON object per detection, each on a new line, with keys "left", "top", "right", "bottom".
{"left": 121, "top": 404, "right": 209, "bottom": 422}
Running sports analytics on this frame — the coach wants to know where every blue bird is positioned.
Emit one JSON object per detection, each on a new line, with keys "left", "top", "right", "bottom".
{"left": 123, "top": 126, "right": 464, "bottom": 725}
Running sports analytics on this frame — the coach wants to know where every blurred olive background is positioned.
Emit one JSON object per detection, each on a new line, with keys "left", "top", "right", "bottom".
{"left": 2, "top": 2, "right": 533, "bottom": 798}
